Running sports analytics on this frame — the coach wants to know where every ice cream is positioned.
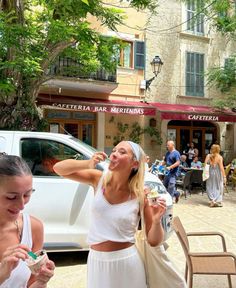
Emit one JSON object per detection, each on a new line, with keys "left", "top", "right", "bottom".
{"left": 26, "top": 250, "right": 48, "bottom": 274}
{"left": 146, "top": 189, "right": 160, "bottom": 206}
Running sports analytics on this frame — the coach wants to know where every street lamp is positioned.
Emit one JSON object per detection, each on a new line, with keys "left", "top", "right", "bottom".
{"left": 146, "top": 55, "right": 163, "bottom": 90}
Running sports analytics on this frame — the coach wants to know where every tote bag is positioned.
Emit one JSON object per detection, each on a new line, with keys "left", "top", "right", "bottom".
{"left": 202, "top": 163, "right": 210, "bottom": 181}
{"left": 135, "top": 209, "right": 187, "bottom": 288}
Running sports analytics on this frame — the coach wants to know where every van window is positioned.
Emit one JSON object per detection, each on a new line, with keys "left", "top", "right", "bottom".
{"left": 20, "top": 138, "right": 88, "bottom": 176}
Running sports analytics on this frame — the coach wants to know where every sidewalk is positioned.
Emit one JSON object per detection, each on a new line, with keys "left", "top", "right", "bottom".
{"left": 166, "top": 187, "right": 236, "bottom": 287}
{"left": 48, "top": 187, "right": 236, "bottom": 288}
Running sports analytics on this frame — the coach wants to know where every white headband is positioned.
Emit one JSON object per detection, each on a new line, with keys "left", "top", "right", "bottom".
{"left": 127, "top": 141, "right": 141, "bottom": 161}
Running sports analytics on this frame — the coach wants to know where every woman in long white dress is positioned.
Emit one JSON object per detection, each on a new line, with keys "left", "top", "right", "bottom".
{"left": 204, "top": 144, "right": 226, "bottom": 207}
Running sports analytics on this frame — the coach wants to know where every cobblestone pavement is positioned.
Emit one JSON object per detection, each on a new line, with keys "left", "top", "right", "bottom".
{"left": 48, "top": 187, "right": 236, "bottom": 288}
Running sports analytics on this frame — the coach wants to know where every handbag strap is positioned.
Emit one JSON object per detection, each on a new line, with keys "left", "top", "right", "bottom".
{"left": 139, "top": 200, "right": 150, "bottom": 285}
{"left": 139, "top": 199, "right": 146, "bottom": 235}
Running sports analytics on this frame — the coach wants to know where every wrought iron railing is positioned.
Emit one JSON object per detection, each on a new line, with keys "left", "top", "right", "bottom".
{"left": 48, "top": 56, "right": 117, "bottom": 83}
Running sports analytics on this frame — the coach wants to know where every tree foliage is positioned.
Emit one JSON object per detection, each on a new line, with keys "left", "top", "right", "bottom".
{"left": 0, "top": 0, "right": 156, "bottom": 130}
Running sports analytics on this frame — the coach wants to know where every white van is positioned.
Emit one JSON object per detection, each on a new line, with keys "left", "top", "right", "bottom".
{"left": 0, "top": 131, "right": 173, "bottom": 251}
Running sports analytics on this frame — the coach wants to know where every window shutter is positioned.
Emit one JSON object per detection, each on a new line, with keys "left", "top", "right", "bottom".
{"left": 134, "top": 41, "right": 145, "bottom": 70}
{"left": 186, "top": 52, "right": 204, "bottom": 96}
{"left": 186, "top": 52, "right": 193, "bottom": 95}
{"left": 186, "top": 0, "right": 204, "bottom": 34}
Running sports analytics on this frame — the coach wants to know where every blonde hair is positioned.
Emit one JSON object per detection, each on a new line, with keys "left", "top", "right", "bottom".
{"left": 129, "top": 149, "right": 145, "bottom": 200}
{"left": 104, "top": 143, "right": 146, "bottom": 202}
{"left": 210, "top": 144, "right": 221, "bottom": 161}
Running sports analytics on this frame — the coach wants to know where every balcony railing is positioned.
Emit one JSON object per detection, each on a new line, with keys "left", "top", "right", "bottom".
{"left": 48, "top": 57, "right": 117, "bottom": 83}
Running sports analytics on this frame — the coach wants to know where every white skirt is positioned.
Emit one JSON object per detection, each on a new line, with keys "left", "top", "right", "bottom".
{"left": 87, "top": 245, "right": 147, "bottom": 288}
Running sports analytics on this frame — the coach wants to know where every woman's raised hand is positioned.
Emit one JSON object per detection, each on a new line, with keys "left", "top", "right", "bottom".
{"left": 30, "top": 260, "right": 55, "bottom": 288}
{"left": 89, "top": 152, "right": 107, "bottom": 169}
{"left": 149, "top": 197, "right": 167, "bottom": 225}
{"left": 0, "top": 244, "right": 29, "bottom": 284}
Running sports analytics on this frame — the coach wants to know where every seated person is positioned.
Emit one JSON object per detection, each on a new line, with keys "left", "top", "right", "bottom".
{"left": 145, "top": 155, "right": 151, "bottom": 172}
{"left": 191, "top": 156, "right": 202, "bottom": 169}
{"left": 177, "top": 155, "right": 189, "bottom": 177}
{"left": 231, "top": 158, "right": 236, "bottom": 169}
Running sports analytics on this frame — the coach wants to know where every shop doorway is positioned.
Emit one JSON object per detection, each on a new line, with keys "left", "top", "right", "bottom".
{"left": 45, "top": 109, "right": 97, "bottom": 147}
{"left": 167, "top": 120, "right": 217, "bottom": 161}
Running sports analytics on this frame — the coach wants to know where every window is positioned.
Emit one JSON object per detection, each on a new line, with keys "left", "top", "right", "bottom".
{"left": 20, "top": 139, "right": 87, "bottom": 176}
{"left": 134, "top": 41, "right": 145, "bottom": 69}
{"left": 118, "top": 41, "right": 133, "bottom": 68}
{"left": 186, "top": 52, "right": 204, "bottom": 96}
{"left": 224, "top": 57, "right": 235, "bottom": 69}
{"left": 223, "top": 57, "right": 236, "bottom": 90}
{"left": 118, "top": 40, "right": 145, "bottom": 69}
{"left": 186, "top": 0, "right": 204, "bottom": 34}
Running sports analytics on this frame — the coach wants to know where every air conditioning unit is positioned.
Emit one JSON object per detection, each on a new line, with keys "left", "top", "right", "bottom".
{"left": 140, "top": 80, "right": 146, "bottom": 90}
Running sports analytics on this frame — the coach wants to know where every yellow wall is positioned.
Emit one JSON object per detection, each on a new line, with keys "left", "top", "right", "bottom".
{"left": 87, "top": 3, "right": 148, "bottom": 101}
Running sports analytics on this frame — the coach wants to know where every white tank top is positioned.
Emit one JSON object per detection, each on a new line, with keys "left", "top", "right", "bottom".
{"left": 87, "top": 173, "right": 140, "bottom": 245}
{"left": 0, "top": 213, "right": 32, "bottom": 288}
{"left": 188, "top": 148, "right": 195, "bottom": 160}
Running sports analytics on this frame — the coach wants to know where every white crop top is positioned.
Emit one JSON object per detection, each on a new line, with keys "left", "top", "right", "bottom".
{"left": 0, "top": 213, "right": 32, "bottom": 288}
{"left": 87, "top": 173, "right": 140, "bottom": 245}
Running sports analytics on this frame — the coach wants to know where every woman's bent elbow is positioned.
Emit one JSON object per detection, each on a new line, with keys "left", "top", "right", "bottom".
{"left": 148, "top": 239, "right": 163, "bottom": 247}
{"left": 53, "top": 162, "right": 64, "bottom": 175}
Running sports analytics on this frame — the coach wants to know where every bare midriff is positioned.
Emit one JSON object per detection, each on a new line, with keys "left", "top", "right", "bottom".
{"left": 91, "top": 241, "right": 133, "bottom": 252}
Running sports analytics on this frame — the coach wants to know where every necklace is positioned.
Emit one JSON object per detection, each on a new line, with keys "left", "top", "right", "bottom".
{"left": 14, "top": 220, "right": 21, "bottom": 242}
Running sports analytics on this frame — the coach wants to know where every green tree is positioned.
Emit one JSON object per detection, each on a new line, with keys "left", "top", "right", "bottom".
{"left": 0, "top": 0, "right": 156, "bottom": 130}
{"left": 207, "top": 55, "right": 236, "bottom": 109}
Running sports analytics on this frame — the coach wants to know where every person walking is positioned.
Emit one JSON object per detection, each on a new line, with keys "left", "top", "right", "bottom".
{"left": 204, "top": 144, "right": 226, "bottom": 207}
{"left": 162, "top": 140, "right": 181, "bottom": 203}
{"left": 53, "top": 141, "right": 166, "bottom": 288}
{"left": 0, "top": 155, "right": 55, "bottom": 287}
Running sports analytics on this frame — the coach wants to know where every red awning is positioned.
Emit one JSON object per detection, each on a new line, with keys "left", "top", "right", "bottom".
{"left": 37, "top": 94, "right": 156, "bottom": 116}
{"left": 151, "top": 103, "right": 236, "bottom": 122}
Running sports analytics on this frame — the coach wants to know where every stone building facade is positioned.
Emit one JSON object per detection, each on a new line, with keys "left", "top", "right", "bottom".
{"left": 144, "top": 0, "right": 236, "bottom": 163}
{"left": 37, "top": 0, "right": 236, "bottom": 164}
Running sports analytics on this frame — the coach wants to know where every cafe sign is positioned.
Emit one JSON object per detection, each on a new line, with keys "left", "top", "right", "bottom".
{"left": 160, "top": 112, "right": 236, "bottom": 122}
{"left": 188, "top": 114, "right": 219, "bottom": 121}
{"left": 51, "top": 102, "right": 156, "bottom": 116}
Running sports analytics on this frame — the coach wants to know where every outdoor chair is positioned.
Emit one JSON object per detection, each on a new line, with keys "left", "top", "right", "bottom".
{"left": 225, "top": 164, "right": 231, "bottom": 181}
{"left": 172, "top": 216, "right": 236, "bottom": 288}
{"left": 224, "top": 164, "right": 231, "bottom": 194}
{"left": 182, "top": 170, "right": 193, "bottom": 198}
{"left": 189, "top": 169, "right": 205, "bottom": 195}
{"left": 231, "top": 168, "right": 236, "bottom": 190}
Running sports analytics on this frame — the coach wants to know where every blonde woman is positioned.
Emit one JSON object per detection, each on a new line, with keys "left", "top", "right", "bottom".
{"left": 53, "top": 141, "right": 166, "bottom": 288}
{"left": 204, "top": 144, "right": 226, "bottom": 207}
